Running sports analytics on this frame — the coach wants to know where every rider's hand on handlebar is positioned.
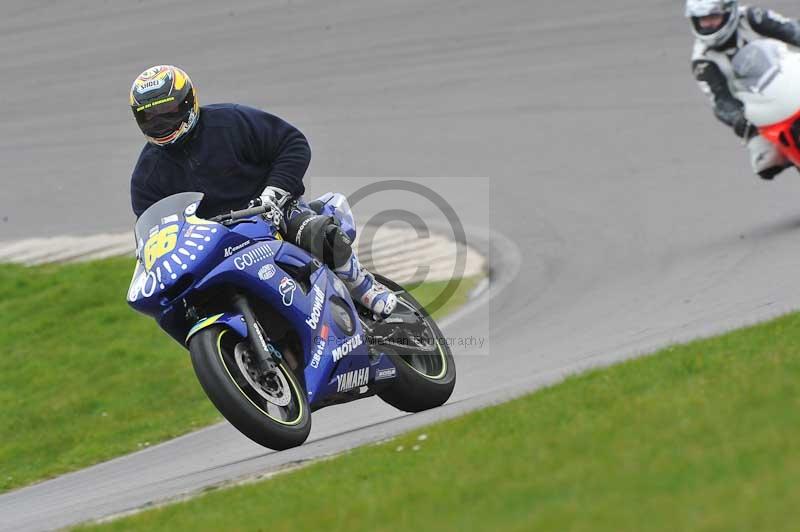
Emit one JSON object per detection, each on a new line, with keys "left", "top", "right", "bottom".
{"left": 734, "top": 116, "right": 757, "bottom": 140}
{"left": 259, "top": 186, "right": 292, "bottom": 210}
{"left": 250, "top": 186, "right": 292, "bottom": 231}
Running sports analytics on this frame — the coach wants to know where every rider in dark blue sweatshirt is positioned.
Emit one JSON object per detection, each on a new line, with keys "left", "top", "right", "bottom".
{"left": 130, "top": 102, "right": 310, "bottom": 219}
{"left": 129, "top": 65, "right": 396, "bottom": 317}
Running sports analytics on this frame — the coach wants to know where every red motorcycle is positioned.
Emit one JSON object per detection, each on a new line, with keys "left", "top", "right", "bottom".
{"left": 734, "top": 39, "right": 800, "bottom": 169}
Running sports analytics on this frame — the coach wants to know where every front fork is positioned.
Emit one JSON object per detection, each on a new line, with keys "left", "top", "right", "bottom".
{"left": 231, "top": 293, "right": 282, "bottom": 373}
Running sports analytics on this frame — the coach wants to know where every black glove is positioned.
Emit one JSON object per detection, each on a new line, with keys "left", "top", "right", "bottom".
{"left": 734, "top": 115, "right": 757, "bottom": 139}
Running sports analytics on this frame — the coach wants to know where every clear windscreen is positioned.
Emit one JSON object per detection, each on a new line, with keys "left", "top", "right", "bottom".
{"left": 134, "top": 192, "right": 204, "bottom": 260}
{"left": 732, "top": 40, "right": 783, "bottom": 93}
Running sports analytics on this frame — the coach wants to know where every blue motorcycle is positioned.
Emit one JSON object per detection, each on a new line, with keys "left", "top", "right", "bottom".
{"left": 127, "top": 192, "right": 456, "bottom": 449}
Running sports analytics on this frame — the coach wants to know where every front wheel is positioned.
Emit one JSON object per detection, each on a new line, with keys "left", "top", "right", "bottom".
{"left": 374, "top": 276, "right": 456, "bottom": 412}
{"left": 189, "top": 326, "right": 311, "bottom": 450}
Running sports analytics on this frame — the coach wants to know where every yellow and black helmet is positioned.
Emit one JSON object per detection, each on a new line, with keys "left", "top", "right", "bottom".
{"left": 130, "top": 65, "right": 199, "bottom": 146}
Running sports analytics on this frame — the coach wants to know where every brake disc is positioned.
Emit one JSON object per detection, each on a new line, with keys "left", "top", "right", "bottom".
{"left": 234, "top": 342, "right": 292, "bottom": 407}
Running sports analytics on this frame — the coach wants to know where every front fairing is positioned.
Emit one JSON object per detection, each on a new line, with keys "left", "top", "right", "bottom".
{"left": 731, "top": 40, "right": 800, "bottom": 166}
{"left": 733, "top": 40, "right": 800, "bottom": 127}
{"left": 129, "top": 194, "right": 246, "bottom": 316}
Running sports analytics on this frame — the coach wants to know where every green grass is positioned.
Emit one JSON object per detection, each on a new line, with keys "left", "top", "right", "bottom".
{"left": 0, "top": 257, "right": 479, "bottom": 493}
{"left": 80, "top": 311, "right": 800, "bottom": 532}
{"left": 403, "top": 275, "right": 479, "bottom": 318}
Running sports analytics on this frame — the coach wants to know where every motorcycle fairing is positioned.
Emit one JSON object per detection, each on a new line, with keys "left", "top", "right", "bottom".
{"left": 733, "top": 40, "right": 800, "bottom": 126}
{"left": 733, "top": 40, "right": 800, "bottom": 166}
{"left": 127, "top": 193, "right": 396, "bottom": 409}
{"left": 192, "top": 246, "right": 377, "bottom": 405}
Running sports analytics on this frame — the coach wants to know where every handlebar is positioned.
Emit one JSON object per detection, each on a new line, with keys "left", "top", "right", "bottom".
{"left": 209, "top": 204, "right": 269, "bottom": 223}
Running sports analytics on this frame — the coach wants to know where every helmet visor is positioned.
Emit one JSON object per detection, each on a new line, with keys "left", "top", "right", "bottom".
{"left": 692, "top": 12, "right": 730, "bottom": 35}
{"left": 134, "top": 91, "right": 194, "bottom": 138}
{"left": 692, "top": 13, "right": 731, "bottom": 35}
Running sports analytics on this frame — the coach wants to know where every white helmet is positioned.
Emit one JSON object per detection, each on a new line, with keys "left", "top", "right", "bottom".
{"left": 685, "top": 0, "right": 739, "bottom": 48}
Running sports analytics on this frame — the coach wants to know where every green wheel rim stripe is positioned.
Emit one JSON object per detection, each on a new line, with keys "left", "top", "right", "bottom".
{"left": 405, "top": 340, "right": 448, "bottom": 381}
{"left": 399, "top": 293, "right": 448, "bottom": 381}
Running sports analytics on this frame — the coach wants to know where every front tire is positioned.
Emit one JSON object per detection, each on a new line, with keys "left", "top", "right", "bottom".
{"left": 374, "top": 276, "right": 456, "bottom": 412}
{"left": 189, "top": 326, "right": 311, "bottom": 450}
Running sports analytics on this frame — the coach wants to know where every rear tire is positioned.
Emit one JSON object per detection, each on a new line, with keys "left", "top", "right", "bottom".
{"left": 189, "top": 326, "right": 311, "bottom": 450}
{"left": 374, "top": 276, "right": 456, "bottom": 412}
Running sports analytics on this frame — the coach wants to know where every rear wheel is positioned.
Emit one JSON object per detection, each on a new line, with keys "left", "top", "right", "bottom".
{"left": 189, "top": 326, "right": 311, "bottom": 450}
{"left": 373, "top": 276, "right": 456, "bottom": 412}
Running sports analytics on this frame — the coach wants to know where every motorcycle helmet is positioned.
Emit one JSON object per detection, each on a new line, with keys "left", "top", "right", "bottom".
{"left": 685, "top": 0, "right": 739, "bottom": 48}
{"left": 130, "top": 65, "right": 199, "bottom": 146}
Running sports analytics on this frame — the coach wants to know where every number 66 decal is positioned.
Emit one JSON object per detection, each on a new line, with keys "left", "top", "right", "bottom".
{"left": 144, "top": 225, "right": 179, "bottom": 270}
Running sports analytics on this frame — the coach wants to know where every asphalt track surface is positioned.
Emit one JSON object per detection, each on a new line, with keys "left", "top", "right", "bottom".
{"left": 5, "top": 0, "right": 800, "bottom": 529}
